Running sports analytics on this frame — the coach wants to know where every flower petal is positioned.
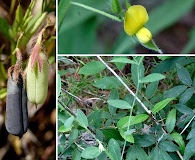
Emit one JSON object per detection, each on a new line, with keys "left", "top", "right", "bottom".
{"left": 124, "top": 5, "right": 149, "bottom": 36}
{"left": 136, "top": 27, "right": 152, "bottom": 43}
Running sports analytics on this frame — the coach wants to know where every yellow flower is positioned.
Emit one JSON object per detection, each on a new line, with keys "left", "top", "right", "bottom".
{"left": 124, "top": 5, "right": 152, "bottom": 43}
{"left": 136, "top": 27, "right": 152, "bottom": 43}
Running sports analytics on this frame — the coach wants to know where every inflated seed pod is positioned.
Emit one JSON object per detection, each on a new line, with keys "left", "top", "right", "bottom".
{"left": 6, "top": 73, "right": 28, "bottom": 138}
{"left": 26, "top": 52, "right": 48, "bottom": 105}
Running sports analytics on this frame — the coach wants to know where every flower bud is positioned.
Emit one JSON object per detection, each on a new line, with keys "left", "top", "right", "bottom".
{"left": 111, "top": 0, "right": 122, "bottom": 15}
{"left": 136, "top": 27, "right": 152, "bottom": 43}
{"left": 26, "top": 51, "right": 48, "bottom": 105}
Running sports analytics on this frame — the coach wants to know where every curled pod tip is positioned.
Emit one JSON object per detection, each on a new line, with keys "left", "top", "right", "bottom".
{"left": 26, "top": 52, "right": 49, "bottom": 105}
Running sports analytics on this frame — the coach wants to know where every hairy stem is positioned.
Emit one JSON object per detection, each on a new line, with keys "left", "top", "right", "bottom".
{"left": 71, "top": 2, "right": 122, "bottom": 22}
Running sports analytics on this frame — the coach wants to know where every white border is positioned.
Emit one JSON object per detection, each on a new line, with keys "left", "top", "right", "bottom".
{"left": 56, "top": 0, "right": 58, "bottom": 158}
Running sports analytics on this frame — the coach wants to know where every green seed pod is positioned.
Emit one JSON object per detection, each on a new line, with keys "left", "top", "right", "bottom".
{"left": 6, "top": 73, "right": 28, "bottom": 138}
{"left": 26, "top": 52, "right": 49, "bottom": 105}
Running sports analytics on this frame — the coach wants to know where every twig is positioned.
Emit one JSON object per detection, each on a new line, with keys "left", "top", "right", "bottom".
{"left": 97, "top": 56, "right": 151, "bottom": 115}
{"left": 61, "top": 88, "right": 82, "bottom": 102}
{"left": 180, "top": 114, "right": 195, "bottom": 135}
{"left": 61, "top": 88, "right": 92, "bottom": 108}
{"left": 58, "top": 98, "right": 76, "bottom": 117}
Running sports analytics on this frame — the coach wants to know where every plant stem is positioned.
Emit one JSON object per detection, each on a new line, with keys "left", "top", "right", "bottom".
{"left": 97, "top": 56, "right": 151, "bottom": 115}
{"left": 58, "top": 98, "right": 76, "bottom": 117}
{"left": 122, "top": 67, "right": 141, "bottom": 160}
{"left": 71, "top": 2, "right": 122, "bottom": 22}
{"left": 180, "top": 114, "right": 195, "bottom": 135}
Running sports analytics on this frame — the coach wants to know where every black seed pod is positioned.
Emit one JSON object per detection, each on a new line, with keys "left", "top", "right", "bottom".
{"left": 6, "top": 49, "right": 28, "bottom": 138}
{"left": 6, "top": 73, "right": 28, "bottom": 138}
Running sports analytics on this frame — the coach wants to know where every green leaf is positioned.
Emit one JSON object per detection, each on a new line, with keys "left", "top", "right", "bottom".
{"left": 175, "top": 104, "right": 193, "bottom": 115}
{"left": 72, "top": 149, "right": 81, "bottom": 160}
{"left": 59, "top": 134, "right": 66, "bottom": 145}
{"left": 18, "top": 12, "right": 47, "bottom": 49}
{"left": 119, "top": 129, "right": 134, "bottom": 143}
{"left": 58, "top": 69, "right": 75, "bottom": 76}
{"left": 131, "top": 62, "right": 144, "bottom": 89}
{"left": 148, "top": 0, "right": 195, "bottom": 36}
{"left": 179, "top": 88, "right": 194, "bottom": 104}
{"left": 58, "top": 116, "right": 74, "bottom": 132}
{"left": 187, "top": 128, "right": 195, "bottom": 140}
{"left": 123, "top": 114, "right": 149, "bottom": 128}
{"left": 93, "top": 76, "right": 122, "bottom": 89}
{"left": 125, "top": 0, "right": 131, "bottom": 8}
{"left": 58, "top": 112, "right": 69, "bottom": 123}
{"left": 102, "top": 128, "right": 123, "bottom": 141}
{"left": 117, "top": 114, "right": 149, "bottom": 129}
{"left": 110, "top": 57, "right": 137, "bottom": 64}
{"left": 58, "top": 102, "right": 65, "bottom": 111}
{"left": 164, "top": 85, "right": 187, "bottom": 98}
{"left": 69, "top": 129, "right": 79, "bottom": 145}
{"left": 124, "top": 129, "right": 136, "bottom": 136}
{"left": 88, "top": 109, "right": 103, "bottom": 128}
{"left": 108, "top": 89, "right": 119, "bottom": 114}
{"left": 152, "top": 98, "right": 174, "bottom": 114}
{"left": 78, "top": 61, "right": 106, "bottom": 75}
{"left": 0, "top": 63, "right": 7, "bottom": 81}
{"left": 159, "top": 141, "right": 180, "bottom": 152}
{"left": 176, "top": 63, "right": 192, "bottom": 86}
{"left": 157, "top": 56, "right": 172, "bottom": 61}
{"left": 64, "top": 116, "right": 74, "bottom": 127}
{"left": 152, "top": 57, "right": 194, "bottom": 73}
{"left": 58, "top": 74, "right": 61, "bottom": 97}
{"left": 140, "top": 73, "right": 165, "bottom": 83}
{"left": 171, "top": 132, "right": 185, "bottom": 154}
{"left": 181, "top": 27, "right": 195, "bottom": 53}
{"left": 145, "top": 81, "right": 159, "bottom": 99}
{"left": 96, "top": 129, "right": 104, "bottom": 141}
{"left": 0, "top": 17, "right": 10, "bottom": 40}
{"left": 166, "top": 109, "right": 176, "bottom": 133}
{"left": 140, "top": 39, "right": 163, "bottom": 54}
{"left": 81, "top": 146, "right": 101, "bottom": 159}
{"left": 15, "top": 5, "right": 23, "bottom": 28}
{"left": 76, "top": 109, "right": 88, "bottom": 128}
{"left": 108, "top": 139, "right": 121, "bottom": 160}
{"left": 58, "top": 0, "right": 72, "bottom": 30}
{"left": 58, "top": 125, "right": 66, "bottom": 132}
{"left": 135, "top": 134, "right": 156, "bottom": 147}
{"left": 193, "top": 77, "right": 195, "bottom": 88}
{"left": 58, "top": 1, "right": 106, "bottom": 53}
{"left": 150, "top": 147, "right": 173, "bottom": 160}
{"left": 107, "top": 100, "right": 131, "bottom": 109}
{"left": 183, "top": 138, "right": 195, "bottom": 160}
{"left": 0, "top": 88, "right": 7, "bottom": 99}
{"left": 126, "top": 145, "right": 149, "bottom": 160}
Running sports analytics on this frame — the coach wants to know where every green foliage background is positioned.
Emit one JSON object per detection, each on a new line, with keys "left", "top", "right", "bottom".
{"left": 58, "top": 56, "right": 195, "bottom": 159}
{"left": 58, "top": 0, "right": 195, "bottom": 53}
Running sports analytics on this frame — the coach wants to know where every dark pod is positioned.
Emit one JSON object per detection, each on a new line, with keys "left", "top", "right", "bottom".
{"left": 6, "top": 74, "right": 28, "bottom": 138}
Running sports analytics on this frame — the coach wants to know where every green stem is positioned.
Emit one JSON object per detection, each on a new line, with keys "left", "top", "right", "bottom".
{"left": 121, "top": 57, "right": 140, "bottom": 160}
{"left": 70, "top": 2, "right": 122, "bottom": 22}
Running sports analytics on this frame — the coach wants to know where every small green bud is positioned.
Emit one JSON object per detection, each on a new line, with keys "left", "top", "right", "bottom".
{"left": 111, "top": 0, "right": 122, "bottom": 15}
